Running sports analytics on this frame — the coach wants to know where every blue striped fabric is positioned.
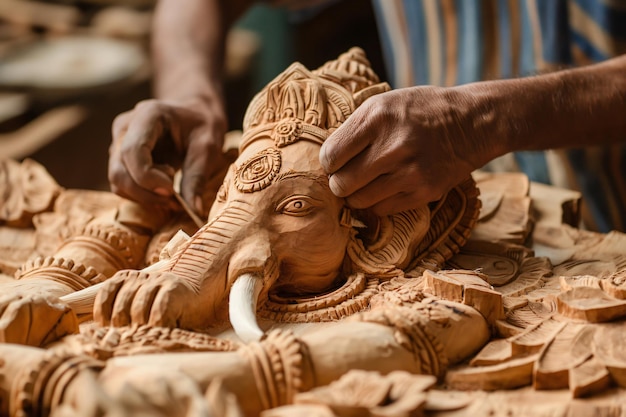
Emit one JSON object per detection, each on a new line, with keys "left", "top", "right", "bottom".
{"left": 371, "top": 0, "right": 626, "bottom": 232}
{"left": 372, "top": 0, "right": 626, "bottom": 87}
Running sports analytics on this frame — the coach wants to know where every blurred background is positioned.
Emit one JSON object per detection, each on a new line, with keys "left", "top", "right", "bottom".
{"left": 0, "top": 0, "right": 386, "bottom": 191}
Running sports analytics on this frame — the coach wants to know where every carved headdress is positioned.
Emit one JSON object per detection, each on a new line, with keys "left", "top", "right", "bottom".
{"left": 238, "top": 48, "right": 480, "bottom": 278}
{"left": 240, "top": 47, "right": 389, "bottom": 152}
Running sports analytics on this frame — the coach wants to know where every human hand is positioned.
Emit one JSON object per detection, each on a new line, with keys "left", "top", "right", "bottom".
{"left": 320, "top": 86, "right": 496, "bottom": 215}
{"left": 109, "top": 97, "right": 230, "bottom": 218}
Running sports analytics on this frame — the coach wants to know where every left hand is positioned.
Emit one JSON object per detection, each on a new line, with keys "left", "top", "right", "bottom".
{"left": 319, "top": 86, "right": 497, "bottom": 215}
{"left": 109, "top": 97, "right": 230, "bottom": 218}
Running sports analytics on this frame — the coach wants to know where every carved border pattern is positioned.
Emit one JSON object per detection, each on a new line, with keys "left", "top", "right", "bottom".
{"left": 64, "top": 222, "right": 141, "bottom": 270}
{"left": 354, "top": 305, "right": 449, "bottom": 379}
{"left": 15, "top": 256, "right": 106, "bottom": 290}
{"left": 259, "top": 273, "right": 379, "bottom": 322}
{"left": 239, "top": 329, "right": 303, "bottom": 410}
{"left": 10, "top": 350, "right": 104, "bottom": 417}
{"left": 76, "top": 324, "right": 239, "bottom": 359}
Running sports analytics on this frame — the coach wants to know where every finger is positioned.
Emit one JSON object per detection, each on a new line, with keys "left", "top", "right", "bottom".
{"left": 130, "top": 282, "right": 161, "bottom": 325}
{"left": 108, "top": 162, "right": 174, "bottom": 206}
{"left": 369, "top": 192, "right": 422, "bottom": 216}
{"left": 319, "top": 106, "right": 374, "bottom": 174}
{"left": 109, "top": 112, "right": 131, "bottom": 192}
{"left": 109, "top": 114, "right": 175, "bottom": 205}
{"left": 120, "top": 105, "right": 175, "bottom": 195}
{"left": 369, "top": 187, "right": 442, "bottom": 216}
{"left": 112, "top": 111, "right": 132, "bottom": 140}
{"left": 343, "top": 173, "right": 399, "bottom": 209}
{"left": 148, "top": 283, "right": 183, "bottom": 328}
{"left": 180, "top": 133, "right": 226, "bottom": 218}
{"left": 328, "top": 129, "right": 408, "bottom": 198}
{"left": 327, "top": 145, "right": 385, "bottom": 198}
{"left": 110, "top": 112, "right": 131, "bottom": 163}
{"left": 111, "top": 278, "right": 143, "bottom": 327}
{"left": 360, "top": 164, "right": 448, "bottom": 215}
{"left": 94, "top": 276, "right": 126, "bottom": 326}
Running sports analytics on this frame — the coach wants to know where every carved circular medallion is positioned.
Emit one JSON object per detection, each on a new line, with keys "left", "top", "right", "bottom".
{"left": 272, "top": 118, "right": 303, "bottom": 147}
{"left": 235, "top": 148, "right": 282, "bottom": 193}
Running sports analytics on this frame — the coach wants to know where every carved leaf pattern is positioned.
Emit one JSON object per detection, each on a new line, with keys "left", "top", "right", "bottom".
{"left": 0, "top": 158, "right": 61, "bottom": 227}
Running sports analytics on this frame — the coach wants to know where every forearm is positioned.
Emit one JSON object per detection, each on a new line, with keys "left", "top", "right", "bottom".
{"left": 152, "top": 0, "right": 252, "bottom": 104}
{"left": 458, "top": 54, "right": 626, "bottom": 161}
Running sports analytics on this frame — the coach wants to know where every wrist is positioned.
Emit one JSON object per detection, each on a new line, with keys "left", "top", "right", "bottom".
{"left": 452, "top": 75, "right": 565, "bottom": 161}
{"left": 155, "top": 62, "right": 225, "bottom": 107}
{"left": 444, "top": 85, "right": 513, "bottom": 169}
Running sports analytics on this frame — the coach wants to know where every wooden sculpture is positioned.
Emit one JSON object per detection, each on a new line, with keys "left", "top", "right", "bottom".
{"left": 1, "top": 48, "right": 626, "bottom": 417}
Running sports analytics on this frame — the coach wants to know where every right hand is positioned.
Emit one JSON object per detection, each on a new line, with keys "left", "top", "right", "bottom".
{"left": 319, "top": 86, "right": 498, "bottom": 215}
{"left": 108, "top": 97, "right": 230, "bottom": 218}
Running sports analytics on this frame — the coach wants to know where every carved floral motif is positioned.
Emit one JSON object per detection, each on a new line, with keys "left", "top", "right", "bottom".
{"left": 272, "top": 118, "right": 303, "bottom": 147}
{"left": 234, "top": 147, "right": 282, "bottom": 193}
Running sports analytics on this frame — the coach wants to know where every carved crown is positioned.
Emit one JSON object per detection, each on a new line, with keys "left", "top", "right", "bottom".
{"left": 239, "top": 47, "right": 391, "bottom": 152}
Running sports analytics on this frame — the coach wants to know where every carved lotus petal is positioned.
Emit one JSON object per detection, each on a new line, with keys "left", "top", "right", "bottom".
{"left": 0, "top": 158, "right": 61, "bottom": 227}
{"left": 293, "top": 370, "right": 434, "bottom": 415}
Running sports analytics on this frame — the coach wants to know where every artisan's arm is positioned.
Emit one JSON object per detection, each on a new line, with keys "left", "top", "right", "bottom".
{"left": 109, "top": 0, "right": 253, "bottom": 216}
{"left": 320, "top": 55, "right": 626, "bottom": 215}
{"left": 153, "top": 0, "right": 249, "bottom": 107}
{"left": 462, "top": 54, "right": 626, "bottom": 166}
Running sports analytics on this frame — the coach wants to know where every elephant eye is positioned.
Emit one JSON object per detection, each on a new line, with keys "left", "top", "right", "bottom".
{"left": 276, "top": 196, "right": 317, "bottom": 216}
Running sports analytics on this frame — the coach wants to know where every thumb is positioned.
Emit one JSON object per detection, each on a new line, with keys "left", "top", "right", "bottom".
{"left": 180, "top": 134, "right": 227, "bottom": 218}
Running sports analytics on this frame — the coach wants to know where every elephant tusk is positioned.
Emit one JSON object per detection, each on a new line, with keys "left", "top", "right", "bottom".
{"left": 229, "top": 273, "right": 265, "bottom": 343}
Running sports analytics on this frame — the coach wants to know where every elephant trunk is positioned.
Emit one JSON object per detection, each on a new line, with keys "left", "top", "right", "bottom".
{"left": 224, "top": 229, "right": 278, "bottom": 342}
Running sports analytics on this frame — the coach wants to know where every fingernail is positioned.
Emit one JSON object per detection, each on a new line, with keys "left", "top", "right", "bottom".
{"left": 194, "top": 196, "right": 204, "bottom": 216}
{"left": 154, "top": 187, "right": 172, "bottom": 197}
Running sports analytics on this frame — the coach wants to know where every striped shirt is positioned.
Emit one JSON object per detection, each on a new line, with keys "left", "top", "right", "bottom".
{"left": 371, "top": 0, "right": 626, "bottom": 232}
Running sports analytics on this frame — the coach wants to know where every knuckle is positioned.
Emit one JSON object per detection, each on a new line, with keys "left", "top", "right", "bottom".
{"left": 118, "top": 132, "right": 143, "bottom": 154}
{"left": 107, "top": 168, "right": 128, "bottom": 191}
{"left": 345, "top": 194, "right": 369, "bottom": 209}
{"left": 371, "top": 204, "right": 389, "bottom": 217}
{"left": 134, "top": 99, "right": 160, "bottom": 112}
{"left": 329, "top": 173, "right": 350, "bottom": 197}
{"left": 419, "top": 184, "right": 444, "bottom": 203}
{"left": 194, "top": 135, "right": 222, "bottom": 153}
{"left": 209, "top": 114, "right": 227, "bottom": 133}
{"left": 319, "top": 143, "right": 336, "bottom": 171}
{"left": 361, "top": 95, "right": 387, "bottom": 119}
{"left": 112, "top": 111, "right": 130, "bottom": 133}
{"left": 100, "top": 278, "right": 118, "bottom": 294}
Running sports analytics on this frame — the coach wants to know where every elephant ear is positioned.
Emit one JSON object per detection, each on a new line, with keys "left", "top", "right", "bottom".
{"left": 409, "top": 177, "right": 481, "bottom": 273}
{"left": 347, "top": 177, "right": 481, "bottom": 279}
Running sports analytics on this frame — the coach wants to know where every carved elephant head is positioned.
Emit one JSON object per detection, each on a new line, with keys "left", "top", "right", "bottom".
{"left": 96, "top": 49, "right": 480, "bottom": 341}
